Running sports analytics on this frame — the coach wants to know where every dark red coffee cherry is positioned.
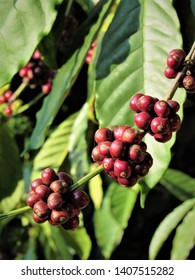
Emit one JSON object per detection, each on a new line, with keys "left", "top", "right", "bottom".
{"left": 169, "top": 114, "right": 181, "bottom": 132}
{"left": 113, "top": 125, "right": 129, "bottom": 140}
{"left": 144, "top": 152, "right": 153, "bottom": 168}
{"left": 150, "top": 117, "right": 170, "bottom": 134}
{"left": 108, "top": 170, "right": 118, "bottom": 180}
{"left": 50, "top": 179, "right": 69, "bottom": 194}
{"left": 32, "top": 212, "right": 48, "bottom": 224}
{"left": 121, "top": 127, "right": 143, "bottom": 143}
{"left": 139, "top": 141, "right": 147, "bottom": 152}
{"left": 114, "top": 159, "right": 132, "bottom": 178}
{"left": 167, "top": 100, "right": 180, "bottom": 113}
{"left": 169, "top": 49, "right": 186, "bottom": 60}
{"left": 31, "top": 178, "right": 44, "bottom": 191}
{"left": 128, "top": 144, "right": 146, "bottom": 163}
{"left": 134, "top": 112, "right": 153, "bottom": 130}
{"left": 98, "top": 141, "right": 111, "bottom": 157}
{"left": 164, "top": 67, "right": 178, "bottom": 79}
{"left": 102, "top": 157, "right": 115, "bottom": 171}
{"left": 134, "top": 162, "right": 149, "bottom": 176}
{"left": 154, "top": 100, "right": 171, "bottom": 117}
{"left": 117, "top": 175, "right": 138, "bottom": 187}
{"left": 94, "top": 127, "right": 113, "bottom": 143}
{"left": 50, "top": 209, "right": 69, "bottom": 225}
{"left": 57, "top": 172, "right": 73, "bottom": 186}
{"left": 62, "top": 215, "right": 79, "bottom": 230}
{"left": 68, "top": 190, "right": 89, "bottom": 210}
{"left": 110, "top": 139, "right": 127, "bottom": 158}
{"left": 183, "top": 75, "right": 195, "bottom": 90}
{"left": 167, "top": 54, "right": 182, "bottom": 69}
{"left": 35, "top": 184, "right": 50, "bottom": 200}
{"left": 33, "top": 201, "right": 51, "bottom": 218}
{"left": 41, "top": 168, "right": 57, "bottom": 185}
{"left": 26, "top": 192, "right": 39, "bottom": 208}
{"left": 129, "top": 93, "right": 144, "bottom": 112}
{"left": 137, "top": 95, "right": 155, "bottom": 112}
{"left": 153, "top": 130, "right": 172, "bottom": 143}
{"left": 47, "top": 192, "right": 63, "bottom": 210}
{"left": 64, "top": 203, "right": 78, "bottom": 219}
{"left": 91, "top": 145, "right": 106, "bottom": 162}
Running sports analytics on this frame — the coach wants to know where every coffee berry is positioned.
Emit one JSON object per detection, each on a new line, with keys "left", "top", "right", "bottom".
{"left": 26, "top": 168, "right": 89, "bottom": 230}
{"left": 91, "top": 126, "right": 153, "bottom": 187}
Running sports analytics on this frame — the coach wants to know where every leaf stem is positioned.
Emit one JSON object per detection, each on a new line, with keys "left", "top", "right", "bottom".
{"left": 9, "top": 82, "right": 28, "bottom": 103}
{"left": 165, "top": 40, "right": 195, "bottom": 101}
{"left": 0, "top": 206, "right": 31, "bottom": 221}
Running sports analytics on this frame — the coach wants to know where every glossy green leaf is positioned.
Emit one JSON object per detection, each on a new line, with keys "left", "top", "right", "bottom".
{"left": 149, "top": 198, "right": 195, "bottom": 260}
{"left": 31, "top": 112, "right": 78, "bottom": 181}
{"left": 0, "top": 0, "right": 63, "bottom": 87}
{"left": 94, "top": 182, "right": 138, "bottom": 259}
{"left": 171, "top": 205, "right": 195, "bottom": 260}
{"left": 93, "top": 0, "right": 185, "bottom": 200}
{"left": 62, "top": 226, "right": 92, "bottom": 260}
{"left": 24, "top": 0, "right": 114, "bottom": 153}
{"left": 161, "top": 168, "right": 195, "bottom": 201}
{"left": 0, "top": 123, "right": 22, "bottom": 200}
{"left": 68, "top": 104, "right": 89, "bottom": 181}
{"left": 38, "top": 223, "right": 73, "bottom": 260}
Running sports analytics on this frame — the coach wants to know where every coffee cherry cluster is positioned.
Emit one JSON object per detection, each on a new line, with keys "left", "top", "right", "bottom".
{"left": 164, "top": 48, "right": 195, "bottom": 93}
{"left": 26, "top": 168, "right": 89, "bottom": 230}
{"left": 0, "top": 90, "right": 13, "bottom": 116}
{"left": 19, "top": 50, "right": 56, "bottom": 94}
{"left": 130, "top": 94, "right": 181, "bottom": 143}
{"left": 91, "top": 126, "right": 153, "bottom": 187}
{"left": 85, "top": 41, "right": 97, "bottom": 64}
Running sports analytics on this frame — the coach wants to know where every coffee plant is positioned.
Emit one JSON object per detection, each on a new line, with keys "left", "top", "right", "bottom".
{"left": 0, "top": 0, "right": 195, "bottom": 260}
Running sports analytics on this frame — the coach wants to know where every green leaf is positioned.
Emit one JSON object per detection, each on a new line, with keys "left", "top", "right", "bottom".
{"left": 93, "top": 0, "right": 185, "bottom": 200}
{"left": 24, "top": 0, "right": 114, "bottom": 153}
{"left": 94, "top": 182, "right": 138, "bottom": 259}
{"left": 31, "top": 112, "right": 78, "bottom": 181}
{"left": 62, "top": 226, "right": 92, "bottom": 260}
{"left": 38, "top": 223, "right": 73, "bottom": 260}
{"left": 149, "top": 198, "right": 195, "bottom": 260}
{"left": 0, "top": 0, "right": 63, "bottom": 87}
{"left": 69, "top": 104, "right": 89, "bottom": 181}
{"left": 76, "top": 0, "right": 94, "bottom": 13}
{"left": 161, "top": 168, "right": 195, "bottom": 201}
{"left": 89, "top": 164, "right": 103, "bottom": 209}
{"left": 0, "top": 123, "right": 22, "bottom": 200}
{"left": 171, "top": 205, "right": 195, "bottom": 260}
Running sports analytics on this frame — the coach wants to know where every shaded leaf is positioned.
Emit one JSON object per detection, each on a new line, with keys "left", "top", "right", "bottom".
{"left": 161, "top": 168, "right": 195, "bottom": 201}
{"left": 62, "top": 226, "right": 92, "bottom": 260}
{"left": 94, "top": 181, "right": 138, "bottom": 259}
{"left": 89, "top": 164, "right": 103, "bottom": 209}
{"left": 76, "top": 0, "right": 94, "bottom": 13}
{"left": 0, "top": 0, "right": 63, "bottom": 87}
{"left": 149, "top": 198, "right": 195, "bottom": 260}
{"left": 0, "top": 123, "right": 22, "bottom": 200}
{"left": 171, "top": 205, "right": 195, "bottom": 260}
{"left": 69, "top": 104, "right": 89, "bottom": 181}
{"left": 24, "top": 0, "right": 114, "bottom": 153}
{"left": 31, "top": 112, "right": 78, "bottom": 181}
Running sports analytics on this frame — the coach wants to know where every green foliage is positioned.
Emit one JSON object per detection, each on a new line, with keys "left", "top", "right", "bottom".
{"left": 0, "top": 0, "right": 194, "bottom": 260}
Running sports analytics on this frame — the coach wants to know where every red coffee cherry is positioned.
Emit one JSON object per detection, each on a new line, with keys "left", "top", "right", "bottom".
{"left": 57, "top": 172, "right": 73, "bottom": 186}
{"left": 91, "top": 145, "right": 106, "bottom": 162}
{"left": 41, "top": 168, "right": 57, "bottom": 185}
{"left": 102, "top": 157, "right": 115, "bottom": 171}
{"left": 169, "top": 114, "right": 181, "bottom": 132}
{"left": 167, "top": 100, "right": 180, "bottom": 113}
{"left": 183, "top": 75, "right": 195, "bottom": 90}
{"left": 167, "top": 54, "right": 182, "bottom": 69}
{"left": 26, "top": 192, "right": 39, "bottom": 208}
{"left": 62, "top": 215, "right": 79, "bottom": 230}
{"left": 117, "top": 175, "right": 138, "bottom": 187}
{"left": 32, "top": 212, "right": 48, "bottom": 224}
{"left": 137, "top": 95, "right": 155, "bottom": 112}
{"left": 33, "top": 201, "right": 50, "bottom": 218}
{"left": 110, "top": 139, "right": 127, "bottom": 158}
{"left": 150, "top": 117, "right": 170, "bottom": 134}
{"left": 164, "top": 67, "right": 178, "bottom": 79}
{"left": 134, "top": 162, "right": 149, "bottom": 176}
{"left": 169, "top": 49, "right": 186, "bottom": 60}
{"left": 134, "top": 112, "right": 153, "bottom": 130}
{"left": 31, "top": 178, "right": 44, "bottom": 191}
{"left": 128, "top": 144, "right": 146, "bottom": 163}
{"left": 34, "top": 184, "right": 50, "bottom": 200}
{"left": 121, "top": 127, "right": 143, "bottom": 143}
{"left": 113, "top": 125, "right": 129, "bottom": 140}
{"left": 68, "top": 190, "right": 89, "bottom": 210}
{"left": 129, "top": 93, "right": 144, "bottom": 112}
{"left": 50, "top": 209, "right": 69, "bottom": 225}
{"left": 114, "top": 159, "right": 132, "bottom": 178}
{"left": 47, "top": 192, "right": 63, "bottom": 210}
{"left": 154, "top": 100, "right": 171, "bottom": 118}
{"left": 94, "top": 127, "right": 113, "bottom": 143}
{"left": 50, "top": 180, "right": 69, "bottom": 194}
{"left": 98, "top": 141, "right": 111, "bottom": 157}
{"left": 153, "top": 130, "right": 172, "bottom": 143}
